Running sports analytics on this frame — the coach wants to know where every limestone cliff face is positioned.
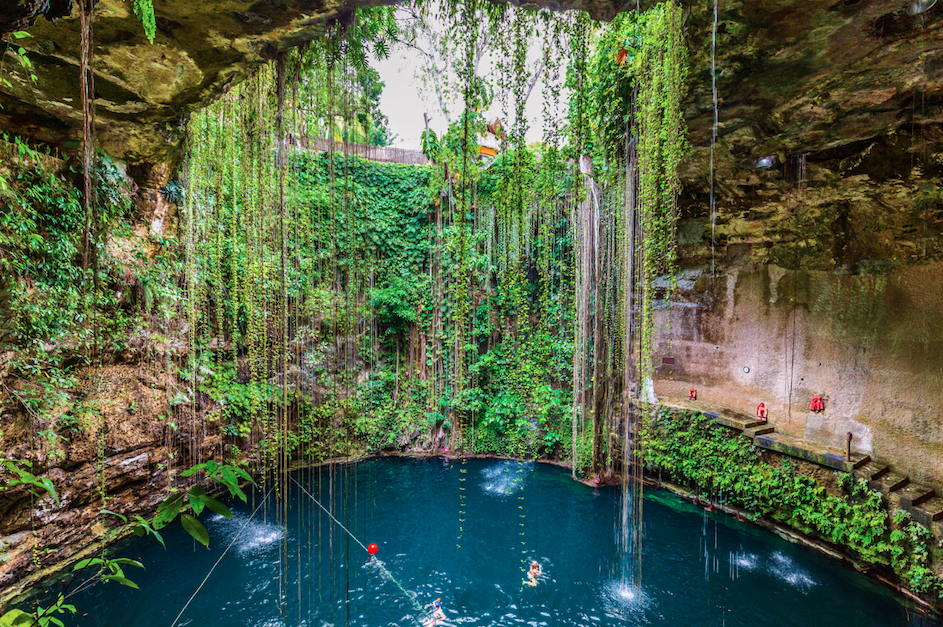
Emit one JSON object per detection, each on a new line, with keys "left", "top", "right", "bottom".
{"left": 0, "top": 362, "right": 171, "bottom": 603}
{"left": 642, "top": 0, "right": 943, "bottom": 489}
{"left": 654, "top": 262, "right": 943, "bottom": 486}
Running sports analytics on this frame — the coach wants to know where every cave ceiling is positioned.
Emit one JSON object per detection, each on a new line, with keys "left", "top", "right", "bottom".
{"left": 0, "top": 0, "right": 940, "bottom": 171}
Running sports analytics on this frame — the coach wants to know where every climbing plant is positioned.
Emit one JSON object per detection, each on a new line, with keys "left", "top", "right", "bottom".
{"left": 644, "top": 408, "right": 943, "bottom": 598}
{"left": 631, "top": 1, "right": 687, "bottom": 386}
{"left": 131, "top": 0, "right": 156, "bottom": 43}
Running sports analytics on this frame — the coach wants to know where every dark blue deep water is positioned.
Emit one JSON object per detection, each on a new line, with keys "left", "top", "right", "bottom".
{"left": 53, "top": 458, "right": 939, "bottom": 627}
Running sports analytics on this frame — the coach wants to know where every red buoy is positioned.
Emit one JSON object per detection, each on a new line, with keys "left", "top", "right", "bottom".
{"left": 368, "top": 543, "right": 378, "bottom": 555}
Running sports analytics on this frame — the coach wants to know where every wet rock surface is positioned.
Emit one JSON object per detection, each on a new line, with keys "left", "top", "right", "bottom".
{"left": 0, "top": 362, "right": 179, "bottom": 604}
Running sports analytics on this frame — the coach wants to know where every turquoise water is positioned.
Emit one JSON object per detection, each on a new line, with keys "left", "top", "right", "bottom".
{"left": 52, "top": 458, "right": 938, "bottom": 626}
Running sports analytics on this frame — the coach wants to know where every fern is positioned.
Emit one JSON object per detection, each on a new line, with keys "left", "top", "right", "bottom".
{"left": 131, "top": 0, "right": 156, "bottom": 43}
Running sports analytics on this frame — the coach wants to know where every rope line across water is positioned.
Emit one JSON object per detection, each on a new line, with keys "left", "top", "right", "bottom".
{"left": 169, "top": 487, "right": 273, "bottom": 627}
{"left": 289, "top": 475, "right": 429, "bottom": 622}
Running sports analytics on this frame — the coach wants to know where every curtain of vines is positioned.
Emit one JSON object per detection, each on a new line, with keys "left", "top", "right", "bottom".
{"left": 179, "top": 0, "right": 686, "bottom": 479}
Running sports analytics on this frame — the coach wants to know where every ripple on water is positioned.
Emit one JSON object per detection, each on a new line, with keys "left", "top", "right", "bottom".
{"left": 206, "top": 512, "right": 285, "bottom": 554}
{"left": 601, "top": 580, "right": 651, "bottom": 623}
{"left": 732, "top": 551, "right": 759, "bottom": 571}
{"left": 769, "top": 551, "right": 817, "bottom": 592}
{"left": 480, "top": 461, "right": 532, "bottom": 496}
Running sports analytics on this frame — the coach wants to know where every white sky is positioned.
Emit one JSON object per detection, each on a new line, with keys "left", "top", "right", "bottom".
{"left": 374, "top": 53, "right": 430, "bottom": 149}
{"left": 374, "top": 38, "right": 561, "bottom": 150}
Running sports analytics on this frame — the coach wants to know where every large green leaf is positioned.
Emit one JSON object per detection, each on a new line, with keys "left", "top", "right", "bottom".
{"left": 188, "top": 486, "right": 206, "bottom": 516}
{"left": 72, "top": 558, "right": 105, "bottom": 571}
{"left": 0, "top": 609, "right": 36, "bottom": 626}
{"left": 179, "top": 462, "right": 208, "bottom": 478}
{"left": 180, "top": 514, "right": 210, "bottom": 547}
{"left": 101, "top": 575, "right": 140, "bottom": 589}
{"left": 198, "top": 494, "right": 232, "bottom": 519}
{"left": 38, "top": 478, "right": 59, "bottom": 505}
{"left": 153, "top": 497, "right": 181, "bottom": 529}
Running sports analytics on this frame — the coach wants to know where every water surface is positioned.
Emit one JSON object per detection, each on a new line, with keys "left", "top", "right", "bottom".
{"left": 59, "top": 458, "right": 938, "bottom": 627}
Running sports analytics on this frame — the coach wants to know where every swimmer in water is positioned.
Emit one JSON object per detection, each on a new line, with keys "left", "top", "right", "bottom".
{"left": 422, "top": 599, "right": 446, "bottom": 626}
{"left": 524, "top": 561, "right": 542, "bottom": 586}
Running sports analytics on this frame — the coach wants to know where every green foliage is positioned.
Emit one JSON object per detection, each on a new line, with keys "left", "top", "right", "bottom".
{"left": 152, "top": 460, "right": 253, "bottom": 548}
{"left": 633, "top": 1, "right": 686, "bottom": 382}
{"left": 159, "top": 180, "right": 184, "bottom": 204}
{"left": 0, "top": 136, "right": 166, "bottom": 430}
{"left": 586, "top": 12, "right": 639, "bottom": 168}
{"left": 200, "top": 365, "right": 279, "bottom": 437}
{"left": 0, "top": 459, "right": 254, "bottom": 627}
{"left": 0, "top": 31, "right": 39, "bottom": 99}
{"left": 72, "top": 557, "right": 144, "bottom": 589}
{"left": 0, "top": 458, "right": 59, "bottom": 505}
{"left": 1, "top": 598, "right": 75, "bottom": 627}
{"left": 0, "top": 141, "right": 85, "bottom": 348}
{"left": 889, "top": 510, "right": 943, "bottom": 598}
{"left": 131, "top": 0, "right": 157, "bottom": 44}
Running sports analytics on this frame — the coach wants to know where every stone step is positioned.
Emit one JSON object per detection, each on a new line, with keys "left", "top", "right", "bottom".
{"left": 756, "top": 432, "right": 869, "bottom": 472}
{"left": 744, "top": 424, "right": 775, "bottom": 438}
{"left": 703, "top": 410, "right": 765, "bottom": 431}
{"left": 871, "top": 472, "right": 909, "bottom": 494}
{"left": 895, "top": 483, "right": 935, "bottom": 508}
{"left": 854, "top": 461, "right": 890, "bottom": 482}
{"left": 913, "top": 497, "right": 943, "bottom": 526}
{"left": 823, "top": 451, "right": 871, "bottom": 470}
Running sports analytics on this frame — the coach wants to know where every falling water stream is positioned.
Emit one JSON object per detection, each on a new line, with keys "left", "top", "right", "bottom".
{"left": 39, "top": 459, "right": 940, "bottom": 627}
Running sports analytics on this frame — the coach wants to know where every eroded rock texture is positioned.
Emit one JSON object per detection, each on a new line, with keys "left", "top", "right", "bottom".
{"left": 0, "top": 362, "right": 170, "bottom": 602}
{"left": 653, "top": 0, "right": 943, "bottom": 490}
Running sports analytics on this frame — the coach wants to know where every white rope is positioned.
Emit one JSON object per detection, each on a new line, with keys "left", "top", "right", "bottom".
{"left": 289, "top": 475, "right": 429, "bottom": 622}
{"left": 290, "top": 475, "right": 369, "bottom": 553}
{"left": 169, "top": 489, "right": 271, "bottom": 627}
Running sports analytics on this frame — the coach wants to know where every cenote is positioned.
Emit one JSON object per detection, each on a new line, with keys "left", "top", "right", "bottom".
{"left": 52, "top": 459, "right": 938, "bottom": 627}
{"left": 5, "top": 0, "right": 943, "bottom": 621}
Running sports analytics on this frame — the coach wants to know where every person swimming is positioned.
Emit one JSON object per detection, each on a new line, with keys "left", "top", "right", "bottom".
{"left": 524, "top": 561, "right": 542, "bottom": 586}
{"left": 422, "top": 599, "right": 446, "bottom": 627}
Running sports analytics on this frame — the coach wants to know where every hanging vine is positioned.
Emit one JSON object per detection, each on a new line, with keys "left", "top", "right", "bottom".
{"left": 634, "top": 0, "right": 687, "bottom": 387}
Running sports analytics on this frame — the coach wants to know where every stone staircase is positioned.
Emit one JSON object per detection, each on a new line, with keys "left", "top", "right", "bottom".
{"left": 854, "top": 460, "right": 943, "bottom": 526}
{"left": 661, "top": 400, "right": 943, "bottom": 530}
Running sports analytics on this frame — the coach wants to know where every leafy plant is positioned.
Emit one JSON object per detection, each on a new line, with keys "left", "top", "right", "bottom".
{"left": 131, "top": 0, "right": 157, "bottom": 43}
{"left": 643, "top": 408, "right": 943, "bottom": 597}
{"left": 0, "top": 458, "right": 59, "bottom": 505}
{"left": 152, "top": 460, "right": 255, "bottom": 547}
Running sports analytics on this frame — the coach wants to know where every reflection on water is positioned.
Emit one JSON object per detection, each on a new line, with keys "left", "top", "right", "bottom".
{"left": 57, "top": 458, "right": 939, "bottom": 627}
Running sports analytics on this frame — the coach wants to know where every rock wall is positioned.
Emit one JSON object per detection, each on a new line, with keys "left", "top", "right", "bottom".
{"left": 654, "top": 262, "right": 943, "bottom": 487}
{"left": 657, "top": 118, "right": 943, "bottom": 488}
{"left": 652, "top": 0, "right": 943, "bottom": 490}
{"left": 0, "top": 362, "right": 173, "bottom": 604}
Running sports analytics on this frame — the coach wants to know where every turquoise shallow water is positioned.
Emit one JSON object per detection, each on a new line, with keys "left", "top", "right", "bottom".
{"left": 49, "top": 458, "right": 939, "bottom": 627}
